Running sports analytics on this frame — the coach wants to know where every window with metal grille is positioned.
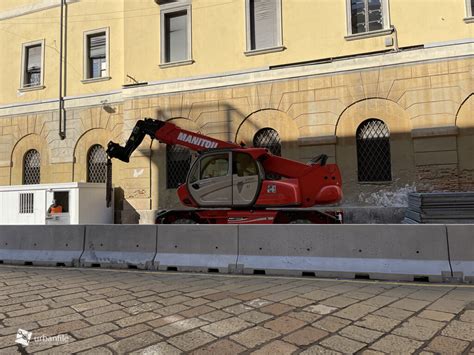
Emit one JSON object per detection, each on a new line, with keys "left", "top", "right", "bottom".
{"left": 23, "top": 149, "right": 40, "bottom": 185}
{"left": 356, "top": 119, "right": 392, "bottom": 182}
{"left": 167, "top": 145, "right": 191, "bottom": 189}
{"left": 349, "top": 0, "right": 384, "bottom": 34}
{"left": 19, "top": 193, "right": 34, "bottom": 214}
{"left": 87, "top": 144, "right": 107, "bottom": 183}
{"left": 253, "top": 127, "right": 281, "bottom": 179}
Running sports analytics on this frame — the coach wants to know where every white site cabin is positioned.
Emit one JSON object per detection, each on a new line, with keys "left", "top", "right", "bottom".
{"left": 0, "top": 182, "right": 113, "bottom": 224}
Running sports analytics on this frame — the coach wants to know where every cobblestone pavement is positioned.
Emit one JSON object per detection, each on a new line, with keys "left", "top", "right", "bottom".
{"left": 0, "top": 266, "right": 473, "bottom": 354}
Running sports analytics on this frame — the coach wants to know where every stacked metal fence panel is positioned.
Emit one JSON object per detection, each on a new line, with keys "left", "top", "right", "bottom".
{"left": 404, "top": 192, "right": 474, "bottom": 224}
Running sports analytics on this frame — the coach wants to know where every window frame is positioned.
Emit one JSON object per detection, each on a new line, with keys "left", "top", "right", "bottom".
{"left": 244, "top": 0, "right": 284, "bottom": 56}
{"left": 159, "top": 1, "right": 193, "bottom": 68}
{"left": 345, "top": 0, "right": 392, "bottom": 41}
{"left": 19, "top": 39, "right": 45, "bottom": 91}
{"left": 82, "top": 27, "right": 110, "bottom": 83}
{"left": 465, "top": 0, "right": 474, "bottom": 23}
{"left": 87, "top": 144, "right": 108, "bottom": 183}
{"left": 23, "top": 149, "right": 41, "bottom": 185}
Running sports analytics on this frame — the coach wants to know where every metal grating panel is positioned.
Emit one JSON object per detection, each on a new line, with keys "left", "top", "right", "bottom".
{"left": 87, "top": 144, "right": 107, "bottom": 183}
{"left": 253, "top": 127, "right": 281, "bottom": 180}
{"left": 19, "top": 193, "right": 34, "bottom": 214}
{"left": 23, "top": 149, "right": 40, "bottom": 185}
{"left": 356, "top": 119, "right": 392, "bottom": 182}
{"left": 167, "top": 145, "right": 191, "bottom": 189}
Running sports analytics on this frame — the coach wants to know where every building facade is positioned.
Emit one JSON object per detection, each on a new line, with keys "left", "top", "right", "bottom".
{"left": 0, "top": 0, "right": 473, "bottom": 223}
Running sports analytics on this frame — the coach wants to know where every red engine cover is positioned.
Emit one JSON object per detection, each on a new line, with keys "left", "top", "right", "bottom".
{"left": 255, "top": 179, "right": 301, "bottom": 207}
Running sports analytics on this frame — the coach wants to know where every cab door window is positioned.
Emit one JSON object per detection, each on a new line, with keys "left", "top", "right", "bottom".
{"left": 200, "top": 153, "right": 229, "bottom": 180}
{"left": 234, "top": 153, "right": 258, "bottom": 176}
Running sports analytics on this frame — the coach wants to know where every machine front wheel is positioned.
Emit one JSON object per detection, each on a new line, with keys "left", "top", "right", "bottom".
{"left": 171, "top": 218, "right": 198, "bottom": 224}
{"left": 289, "top": 219, "right": 312, "bottom": 224}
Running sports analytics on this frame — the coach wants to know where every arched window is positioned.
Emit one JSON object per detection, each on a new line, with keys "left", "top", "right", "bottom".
{"left": 356, "top": 119, "right": 392, "bottom": 182}
{"left": 253, "top": 127, "right": 282, "bottom": 156}
{"left": 87, "top": 144, "right": 107, "bottom": 183}
{"left": 167, "top": 145, "right": 191, "bottom": 189}
{"left": 254, "top": 127, "right": 281, "bottom": 180}
{"left": 23, "top": 149, "right": 41, "bottom": 184}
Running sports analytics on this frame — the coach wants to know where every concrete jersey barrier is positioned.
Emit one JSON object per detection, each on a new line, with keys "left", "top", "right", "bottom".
{"left": 154, "top": 225, "right": 239, "bottom": 273}
{"left": 0, "top": 225, "right": 85, "bottom": 267}
{"left": 446, "top": 225, "right": 474, "bottom": 282}
{"left": 80, "top": 225, "right": 157, "bottom": 270}
{"left": 237, "top": 224, "right": 452, "bottom": 282}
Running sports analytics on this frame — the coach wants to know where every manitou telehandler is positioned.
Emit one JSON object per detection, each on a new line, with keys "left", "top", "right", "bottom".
{"left": 106, "top": 118, "right": 343, "bottom": 224}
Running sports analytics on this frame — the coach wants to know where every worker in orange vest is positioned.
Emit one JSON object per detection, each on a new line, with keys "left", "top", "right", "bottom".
{"left": 47, "top": 199, "right": 63, "bottom": 214}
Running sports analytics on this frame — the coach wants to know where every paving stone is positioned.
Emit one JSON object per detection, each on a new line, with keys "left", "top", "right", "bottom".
{"left": 304, "top": 304, "right": 337, "bottom": 315}
{"left": 183, "top": 298, "right": 210, "bottom": 307}
{"left": 334, "top": 303, "right": 378, "bottom": 321}
{"left": 131, "top": 342, "right": 182, "bottom": 355}
{"left": 260, "top": 303, "right": 294, "bottom": 316}
{"left": 425, "top": 335, "right": 470, "bottom": 354}
{"left": 358, "top": 350, "right": 384, "bottom": 355}
{"left": 7, "top": 305, "right": 49, "bottom": 317}
{"left": 300, "top": 345, "right": 342, "bottom": 354}
{"left": 312, "top": 316, "right": 351, "bottom": 332}
{"left": 283, "top": 326, "right": 328, "bottom": 346}
{"left": 460, "top": 310, "right": 474, "bottom": 322}
{"left": 427, "top": 298, "right": 467, "bottom": 314}
{"left": 208, "top": 298, "right": 241, "bottom": 309}
{"left": 264, "top": 315, "right": 306, "bottom": 334}
{"left": 387, "top": 298, "right": 430, "bottom": 312}
{"left": 82, "top": 304, "right": 124, "bottom": 317}
{"left": 199, "top": 310, "right": 232, "bottom": 322}
{"left": 321, "top": 296, "right": 360, "bottom": 308}
{"left": 87, "top": 310, "right": 129, "bottom": 325}
{"left": 71, "top": 299, "right": 111, "bottom": 312}
{"left": 441, "top": 320, "right": 474, "bottom": 341}
{"left": 301, "top": 290, "right": 338, "bottom": 301}
{"left": 408, "top": 289, "right": 448, "bottom": 302}
{"left": 109, "top": 323, "right": 151, "bottom": 338}
{"left": 191, "top": 339, "right": 246, "bottom": 355}
{"left": 361, "top": 295, "right": 397, "bottom": 307}
{"left": 320, "top": 335, "right": 365, "bottom": 353}
{"left": 238, "top": 310, "right": 273, "bottom": 324}
{"left": 3, "top": 307, "right": 76, "bottom": 327}
{"left": 155, "top": 317, "right": 208, "bottom": 337}
{"left": 250, "top": 340, "right": 298, "bottom": 355}
{"left": 286, "top": 310, "right": 321, "bottom": 323}
{"left": 108, "top": 331, "right": 163, "bottom": 353}
{"left": 71, "top": 323, "right": 120, "bottom": 339}
{"left": 201, "top": 317, "right": 252, "bottom": 337}
{"left": 370, "top": 334, "right": 424, "bottom": 354}
{"left": 179, "top": 305, "right": 214, "bottom": 318}
{"left": 36, "top": 335, "right": 114, "bottom": 354}
{"left": 168, "top": 330, "right": 216, "bottom": 352}
{"left": 393, "top": 316, "right": 445, "bottom": 341}
{"left": 339, "top": 325, "right": 384, "bottom": 343}
{"left": 262, "top": 291, "right": 300, "bottom": 302}
{"left": 230, "top": 326, "right": 279, "bottom": 348}
{"left": 281, "top": 297, "right": 314, "bottom": 307}
{"left": 147, "top": 315, "right": 183, "bottom": 328}
{"left": 223, "top": 304, "right": 254, "bottom": 315}
{"left": 155, "top": 304, "right": 189, "bottom": 316}
{"left": 355, "top": 315, "right": 400, "bottom": 332}
{"left": 78, "top": 347, "right": 114, "bottom": 355}
{"left": 30, "top": 320, "right": 89, "bottom": 337}
{"left": 373, "top": 306, "right": 414, "bottom": 321}
{"left": 418, "top": 309, "right": 455, "bottom": 322}
{"left": 115, "top": 312, "right": 161, "bottom": 327}
{"left": 245, "top": 298, "right": 273, "bottom": 308}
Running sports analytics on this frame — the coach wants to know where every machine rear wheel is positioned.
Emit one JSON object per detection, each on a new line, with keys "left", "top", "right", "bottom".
{"left": 171, "top": 218, "right": 197, "bottom": 224}
{"left": 289, "top": 219, "right": 312, "bottom": 224}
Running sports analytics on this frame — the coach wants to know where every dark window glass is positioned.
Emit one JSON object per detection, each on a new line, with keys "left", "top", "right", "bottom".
{"left": 87, "top": 144, "right": 107, "bottom": 183}
{"left": 167, "top": 145, "right": 191, "bottom": 188}
{"left": 356, "top": 119, "right": 392, "bottom": 182}
{"left": 24, "top": 44, "right": 41, "bottom": 87}
{"left": 87, "top": 33, "right": 106, "bottom": 78}
{"left": 23, "top": 149, "right": 41, "bottom": 185}
{"left": 164, "top": 10, "right": 188, "bottom": 63}
{"left": 351, "top": 0, "right": 383, "bottom": 34}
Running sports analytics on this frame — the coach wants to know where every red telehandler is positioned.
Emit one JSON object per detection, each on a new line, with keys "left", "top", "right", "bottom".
{"left": 106, "top": 118, "right": 343, "bottom": 224}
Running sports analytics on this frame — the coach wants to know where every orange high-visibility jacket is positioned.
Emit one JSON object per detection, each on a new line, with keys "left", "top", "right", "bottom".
{"left": 49, "top": 205, "right": 63, "bottom": 214}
